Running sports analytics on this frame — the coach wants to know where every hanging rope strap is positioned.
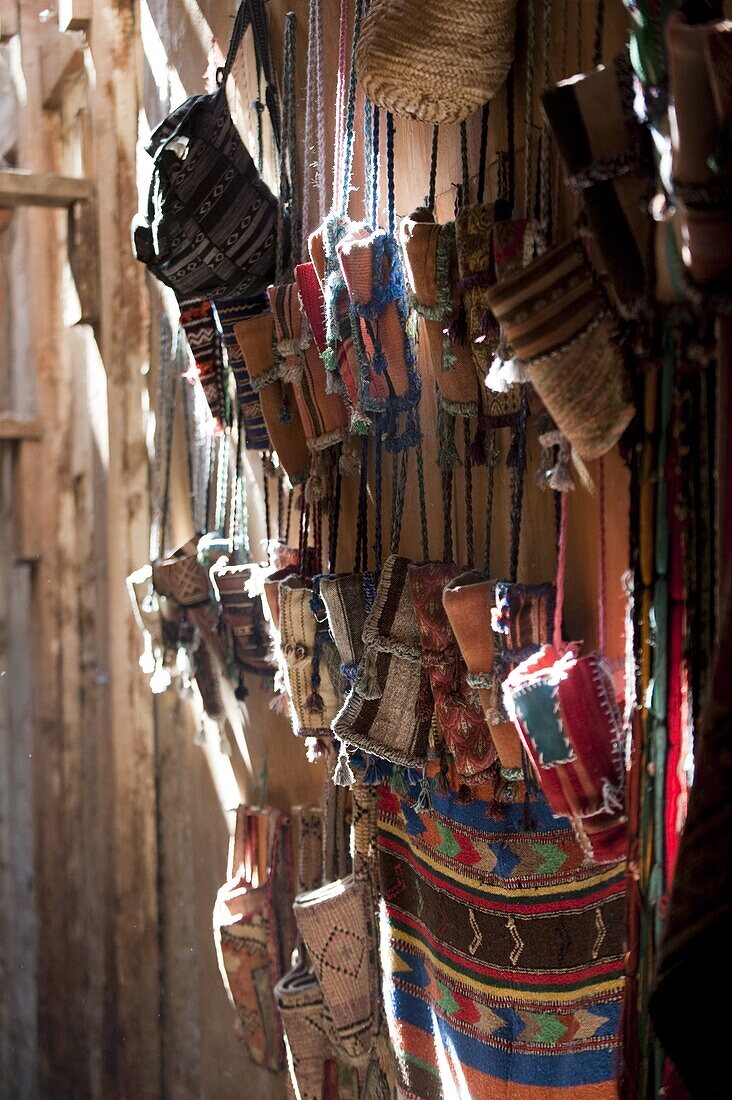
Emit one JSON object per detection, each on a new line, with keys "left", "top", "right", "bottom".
{"left": 414, "top": 407, "right": 430, "bottom": 561}
{"left": 354, "top": 434, "right": 370, "bottom": 573}
{"left": 524, "top": 0, "right": 537, "bottom": 224}
{"left": 463, "top": 418, "right": 475, "bottom": 569}
{"left": 508, "top": 387, "right": 529, "bottom": 582}
{"left": 427, "top": 125, "right": 439, "bottom": 212}
{"left": 337, "top": 0, "right": 364, "bottom": 216}
{"left": 459, "top": 120, "right": 471, "bottom": 208}
{"left": 483, "top": 429, "right": 500, "bottom": 576}
{"left": 477, "top": 102, "right": 491, "bottom": 205}
{"left": 386, "top": 111, "right": 396, "bottom": 234}
{"left": 329, "top": 456, "right": 342, "bottom": 573}
{"left": 374, "top": 428, "right": 383, "bottom": 571}
{"left": 594, "top": 0, "right": 605, "bottom": 68}
{"left": 553, "top": 488, "right": 569, "bottom": 650}
{"left": 598, "top": 454, "right": 607, "bottom": 654}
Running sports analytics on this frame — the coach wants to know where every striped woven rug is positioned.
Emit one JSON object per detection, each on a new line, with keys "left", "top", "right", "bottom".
{"left": 377, "top": 781, "right": 625, "bottom": 1099}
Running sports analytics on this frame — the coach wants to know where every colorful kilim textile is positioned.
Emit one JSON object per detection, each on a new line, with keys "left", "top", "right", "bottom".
{"left": 377, "top": 780, "right": 625, "bottom": 1099}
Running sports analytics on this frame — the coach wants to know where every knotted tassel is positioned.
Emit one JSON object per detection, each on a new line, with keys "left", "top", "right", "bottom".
{"left": 305, "top": 689, "right": 325, "bottom": 715}
{"left": 193, "top": 718, "right": 207, "bottom": 747}
{"left": 340, "top": 431, "right": 363, "bottom": 475}
{"left": 360, "top": 753, "right": 382, "bottom": 786}
{"left": 322, "top": 345, "right": 338, "bottom": 373}
{"left": 219, "top": 724, "right": 232, "bottom": 757}
{"left": 475, "top": 309, "right": 500, "bottom": 346}
{"left": 234, "top": 674, "right": 249, "bottom": 702}
{"left": 269, "top": 691, "right": 292, "bottom": 716}
{"left": 332, "top": 739, "right": 356, "bottom": 787}
{"left": 500, "top": 356, "right": 529, "bottom": 385}
{"left": 469, "top": 421, "right": 488, "bottom": 467}
{"left": 413, "top": 771, "right": 433, "bottom": 815}
{"left": 456, "top": 784, "right": 474, "bottom": 804}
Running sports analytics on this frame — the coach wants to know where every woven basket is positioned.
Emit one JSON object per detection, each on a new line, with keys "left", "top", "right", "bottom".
{"left": 356, "top": 0, "right": 518, "bottom": 125}
{"left": 152, "top": 550, "right": 210, "bottom": 607}
{"left": 542, "top": 55, "right": 653, "bottom": 318}
{"left": 233, "top": 311, "right": 310, "bottom": 484}
{"left": 408, "top": 562, "right": 497, "bottom": 785}
{"left": 275, "top": 966, "right": 333, "bottom": 1100}
{"left": 332, "top": 556, "right": 433, "bottom": 767}
{"left": 293, "top": 874, "right": 379, "bottom": 1062}
{"left": 442, "top": 572, "right": 526, "bottom": 777}
{"left": 486, "top": 240, "right": 634, "bottom": 458}
{"left": 503, "top": 645, "right": 627, "bottom": 864}
{"left": 399, "top": 211, "right": 487, "bottom": 416}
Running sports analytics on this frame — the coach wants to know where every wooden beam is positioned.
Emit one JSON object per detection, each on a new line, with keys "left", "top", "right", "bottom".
{"left": 0, "top": 413, "right": 42, "bottom": 441}
{"left": 0, "top": 170, "right": 92, "bottom": 209}
{"left": 0, "top": 0, "right": 18, "bottom": 42}
{"left": 58, "top": 0, "right": 92, "bottom": 33}
{"left": 41, "top": 26, "right": 84, "bottom": 109}
{"left": 12, "top": 440, "right": 43, "bottom": 562}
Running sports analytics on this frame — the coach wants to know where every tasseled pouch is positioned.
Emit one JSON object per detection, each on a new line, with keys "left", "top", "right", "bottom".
{"left": 491, "top": 579, "right": 556, "bottom": 701}
{"left": 442, "top": 571, "right": 526, "bottom": 779}
{"left": 399, "top": 210, "right": 487, "bottom": 418}
{"left": 293, "top": 874, "right": 379, "bottom": 1063}
{"left": 152, "top": 544, "right": 210, "bottom": 609}
{"left": 278, "top": 575, "right": 344, "bottom": 741}
{"left": 177, "top": 295, "right": 229, "bottom": 428}
{"left": 485, "top": 239, "right": 634, "bottom": 459}
{"left": 501, "top": 489, "right": 626, "bottom": 864}
{"left": 332, "top": 555, "right": 433, "bottom": 768}
{"left": 310, "top": 219, "right": 383, "bottom": 422}
{"left": 336, "top": 226, "right": 420, "bottom": 419}
{"left": 268, "top": 278, "right": 350, "bottom": 456}
{"left": 233, "top": 310, "right": 310, "bottom": 485}
{"left": 294, "top": 262, "right": 352, "bottom": 450}
{"left": 214, "top": 808, "right": 294, "bottom": 1070}
{"left": 211, "top": 562, "right": 275, "bottom": 685}
{"left": 542, "top": 53, "right": 654, "bottom": 318}
{"left": 503, "top": 646, "right": 627, "bottom": 864}
{"left": 320, "top": 571, "right": 378, "bottom": 697}
{"left": 214, "top": 295, "right": 271, "bottom": 450}
{"left": 665, "top": 15, "right": 732, "bottom": 287}
{"left": 455, "top": 201, "right": 503, "bottom": 374}
{"left": 408, "top": 561, "right": 497, "bottom": 785}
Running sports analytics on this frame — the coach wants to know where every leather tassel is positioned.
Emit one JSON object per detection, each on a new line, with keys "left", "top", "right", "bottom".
{"left": 413, "top": 772, "right": 433, "bottom": 815}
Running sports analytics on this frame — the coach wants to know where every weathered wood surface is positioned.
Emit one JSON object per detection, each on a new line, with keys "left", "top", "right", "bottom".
{"left": 0, "top": 169, "right": 92, "bottom": 207}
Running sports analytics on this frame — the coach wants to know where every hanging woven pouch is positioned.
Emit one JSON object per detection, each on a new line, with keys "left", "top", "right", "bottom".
{"left": 177, "top": 296, "right": 229, "bottom": 429}
{"left": 320, "top": 571, "right": 379, "bottom": 696}
{"left": 400, "top": 210, "right": 488, "bottom": 419}
{"left": 485, "top": 239, "right": 634, "bottom": 458}
{"left": 336, "top": 226, "right": 421, "bottom": 420}
{"left": 408, "top": 562, "right": 497, "bottom": 785}
{"left": 233, "top": 309, "right": 310, "bottom": 485}
{"left": 211, "top": 561, "right": 275, "bottom": 682}
{"left": 442, "top": 572, "right": 531, "bottom": 780}
{"left": 503, "top": 645, "right": 627, "bottom": 864}
{"left": 356, "top": 0, "right": 518, "bottom": 125}
{"left": 277, "top": 575, "right": 344, "bottom": 741}
{"left": 213, "top": 808, "right": 294, "bottom": 1070}
{"left": 542, "top": 54, "right": 654, "bottom": 318}
{"left": 293, "top": 874, "right": 379, "bottom": 1064}
{"left": 214, "top": 295, "right": 271, "bottom": 451}
{"left": 666, "top": 15, "right": 732, "bottom": 287}
{"left": 332, "top": 555, "right": 433, "bottom": 767}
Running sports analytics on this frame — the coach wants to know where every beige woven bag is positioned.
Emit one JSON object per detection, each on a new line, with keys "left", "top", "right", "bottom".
{"left": 356, "top": 0, "right": 518, "bottom": 125}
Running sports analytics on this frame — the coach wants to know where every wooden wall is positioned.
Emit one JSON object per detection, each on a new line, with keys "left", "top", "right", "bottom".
{"left": 0, "top": 1, "right": 632, "bottom": 1098}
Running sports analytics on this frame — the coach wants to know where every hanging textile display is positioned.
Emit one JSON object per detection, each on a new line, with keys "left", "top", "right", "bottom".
{"left": 377, "top": 778, "right": 626, "bottom": 1099}
{"left": 128, "top": 0, "right": 732, "bottom": 1096}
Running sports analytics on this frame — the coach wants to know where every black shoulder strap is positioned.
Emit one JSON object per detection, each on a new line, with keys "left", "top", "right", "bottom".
{"left": 217, "top": 0, "right": 282, "bottom": 153}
